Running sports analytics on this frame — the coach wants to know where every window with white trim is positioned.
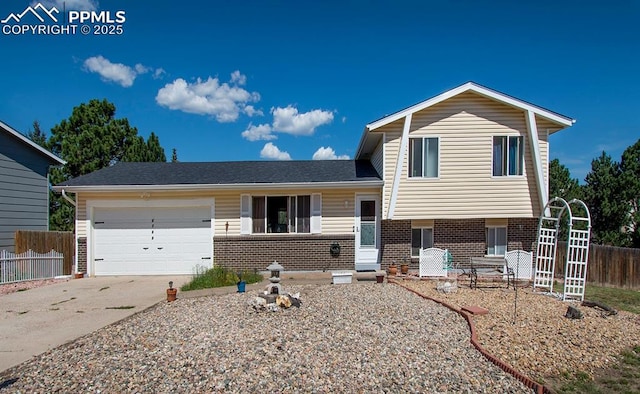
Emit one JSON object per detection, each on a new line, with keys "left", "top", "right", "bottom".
{"left": 409, "top": 137, "right": 439, "bottom": 178}
{"left": 486, "top": 226, "right": 507, "bottom": 256}
{"left": 251, "top": 195, "right": 310, "bottom": 234}
{"left": 493, "top": 136, "right": 523, "bottom": 176}
{"left": 411, "top": 227, "right": 434, "bottom": 257}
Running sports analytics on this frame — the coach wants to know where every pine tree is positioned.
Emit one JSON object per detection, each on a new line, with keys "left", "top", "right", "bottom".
{"left": 48, "top": 99, "right": 168, "bottom": 230}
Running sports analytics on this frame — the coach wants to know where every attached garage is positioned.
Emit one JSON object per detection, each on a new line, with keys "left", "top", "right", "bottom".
{"left": 88, "top": 199, "right": 214, "bottom": 276}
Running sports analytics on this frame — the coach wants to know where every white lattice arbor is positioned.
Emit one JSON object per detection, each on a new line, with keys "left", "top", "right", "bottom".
{"left": 533, "top": 197, "right": 569, "bottom": 293}
{"left": 533, "top": 197, "right": 591, "bottom": 301}
{"left": 562, "top": 199, "right": 591, "bottom": 301}
{"left": 419, "top": 248, "right": 448, "bottom": 278}
{"left": 505, "top": 250, "right": 533, "bottom": 280}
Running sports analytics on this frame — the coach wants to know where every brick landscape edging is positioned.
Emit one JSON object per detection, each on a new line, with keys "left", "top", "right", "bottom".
{"left": 389, "top": 279, "right": 551, "bottom": 394}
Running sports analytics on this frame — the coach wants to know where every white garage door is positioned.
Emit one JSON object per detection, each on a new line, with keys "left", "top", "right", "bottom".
{"left": 93, "top": 206, "right": 212, "bottom": 275}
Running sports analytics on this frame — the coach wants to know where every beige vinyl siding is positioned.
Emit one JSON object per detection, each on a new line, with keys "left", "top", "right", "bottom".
{"left": 370, "top": 140, "right": 384, "bottom": 180}
{"left": 76, "top": 196, "right": 87, "bottom": 237}
{"left": 76, "top": 187, "right": 377, "bottom": 237}
{"left": 378, "top": 119, "right": 403, "bottom": 218}
{"left": 391, "top": 92, "right": 544, "bottom": 219}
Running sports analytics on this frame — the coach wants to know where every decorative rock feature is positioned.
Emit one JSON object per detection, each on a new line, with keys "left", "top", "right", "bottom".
{"left": 249, "top": 292, "right": 302, "bottom": 312}
{"left": 436, "top": 279, "right": 458, "bottom": 294}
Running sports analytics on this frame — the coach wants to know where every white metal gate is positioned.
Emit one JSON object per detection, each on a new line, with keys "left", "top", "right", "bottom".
{"left": 533, "top": 197, "right": 591, "bottom": 301}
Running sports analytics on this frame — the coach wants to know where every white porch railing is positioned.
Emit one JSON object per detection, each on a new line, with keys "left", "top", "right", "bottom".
{"left": 0, "top": 249, "right": 64, "bottom": 284}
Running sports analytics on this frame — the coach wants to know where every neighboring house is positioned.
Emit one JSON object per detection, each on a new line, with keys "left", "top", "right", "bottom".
{"left": 54, "top": 82, "right": 574, "bottom": 276}
{"left": 0, "top": 121, "right": 65, "bottom": 252}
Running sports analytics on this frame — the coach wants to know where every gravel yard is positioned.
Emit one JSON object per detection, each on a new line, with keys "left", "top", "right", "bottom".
{"left": 0, "top": 282, "right": 531, "bottom": 393}
{"left": 401, "top": 278, "right": 640, "bottom": 383}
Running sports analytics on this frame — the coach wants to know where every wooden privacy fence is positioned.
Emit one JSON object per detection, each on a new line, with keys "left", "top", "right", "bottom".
{"left": 555, "top": 242, "right": 640, "bottom": 290}
{"left": 15, "top": 230, "right": 74, "bottom": 275}
{"left": 0, "top": 249, "right": 64, "bottom": 284}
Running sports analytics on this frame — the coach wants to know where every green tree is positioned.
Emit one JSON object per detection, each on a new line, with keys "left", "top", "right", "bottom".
{"left": 619, "top": 139, "right": 640, "bottom": 247}
{"left": 583, "top": 152, "right": 629, "bottom": 246}
{"left": 48, "top": 99, "right": 167, "bottom": 230}
{"left": 121, "top": 132, "right": 166, "bottom": 162}
{"left": 171, "top": 148, "right": 178, "bottom": 162}
{"left": 26, "top": 120, "right": 47, "bottom": 147}
{"left": 549, "top": 158, "right": 582, "bottom": 202}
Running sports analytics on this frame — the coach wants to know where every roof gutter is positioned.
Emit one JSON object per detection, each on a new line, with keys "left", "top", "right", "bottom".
{"left": 52, "top": 180, "right": 384, "bottom": 193}
{"left": 61, "top": 189, "right": 76, "bottom": 207}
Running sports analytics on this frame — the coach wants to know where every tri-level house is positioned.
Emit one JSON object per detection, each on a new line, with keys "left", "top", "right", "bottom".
{"left": 55, "top": 82, "right": 574, "bottom": 276}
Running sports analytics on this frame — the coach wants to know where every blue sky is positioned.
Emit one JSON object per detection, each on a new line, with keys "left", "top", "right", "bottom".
{"left": 1, "top": 0, "right": 638, "bottom": 182}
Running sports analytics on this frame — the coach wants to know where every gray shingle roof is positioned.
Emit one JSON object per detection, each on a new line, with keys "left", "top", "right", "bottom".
{"left": 57, "top": 160, "right": 381, "bottom": 187}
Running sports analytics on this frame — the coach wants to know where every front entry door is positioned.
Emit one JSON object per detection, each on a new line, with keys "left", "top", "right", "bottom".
{"left": 355, "top": 195, "right": 380, "bottom": 271}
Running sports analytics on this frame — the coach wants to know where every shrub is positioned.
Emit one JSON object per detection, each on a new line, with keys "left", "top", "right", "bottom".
{"left": 181, "top": 266, "right": 263, "bottom": 291}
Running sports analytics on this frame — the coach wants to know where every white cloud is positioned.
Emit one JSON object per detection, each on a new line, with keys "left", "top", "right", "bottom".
{"left": 243, "top": 105, "right": 264, "bottom": 117}
{"left": 153, "top": 68, "right": 166, "bottom": 79}
{"left": 156, "top": 73, "right": 260, "bottom": 122}
{"left": 83, "top": 55, "right": 137, "bottom": 87}
{"left": 271, "top": 105, "right": 334, "bottom": 136}
{"left": 242, "top": 123, "right": 275, "bottom": 142}
{"left": 230, "top": 70, "right": 246, "bottom": 86}
{"left": 134, "top": 64, "right": 149, "bottom": 74}
{"left": 312, "top": 146, "right": 349, "bottom": 160}
{"left": 341, "top": 116, "right": 347, "bottom": 123}
{"left": 35, "top": 0, "right": 98, "bottom": 11}
{"left": 260, "top": 142, "right": 291, "bottom": 160}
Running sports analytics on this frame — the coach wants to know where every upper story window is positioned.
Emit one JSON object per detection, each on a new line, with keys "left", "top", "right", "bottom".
{"left": 409, "top": 137, "right": 439, "bottom": 178}
{"left": 493, "top": 136, "right": 523, "bottom": 176}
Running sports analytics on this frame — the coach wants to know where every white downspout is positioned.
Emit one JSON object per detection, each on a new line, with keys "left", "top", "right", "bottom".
{"left": 61, "top": 189, "right": 76, "bottom": 207}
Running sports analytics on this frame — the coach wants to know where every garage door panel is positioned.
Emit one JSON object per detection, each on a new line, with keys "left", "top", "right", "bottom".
{"left": 93, "top": 205, "right": 213, "bottom": 275}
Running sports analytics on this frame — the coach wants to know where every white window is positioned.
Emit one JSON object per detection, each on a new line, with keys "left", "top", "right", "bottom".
{"left": 251, "top": 195, "right": 311, "bottom": 234}
{"left": 486, "top": 227, "right": 507, "bottom": 256}
{"left": 409, "top": 137, "right": 439, "bottom": 178}
{"left": 411, "top": 227, "right": 434, "bottom": 257}
{"left": 493, "top": 136, "right": 523, "bottom": 176}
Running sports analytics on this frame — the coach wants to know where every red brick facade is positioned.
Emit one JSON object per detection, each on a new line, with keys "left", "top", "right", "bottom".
{"left": 381, "top": 218, "right": 539, "bottom": 269}
{"left": 77, "top": 237, "right": 87, "bottom": 274}
{"left": 380, "top": 220, "right": 412, "bottom": 268}
{"left": 213, "top": 234, "right": 355, "bottom": 272}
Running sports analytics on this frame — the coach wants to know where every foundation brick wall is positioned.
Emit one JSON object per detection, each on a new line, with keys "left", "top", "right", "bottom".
{"left": 434, "top": 219, "right": 487, "bottom": 266}
{"left": 380, "top": 218, "right": 539, "bottom": 269}
{"left": 508, "top": 218, "right": 538, "bottom": 252}
{"left": 77, "top": 237, "right": 87, "bottom": 274}
{"left": 213, "top": 234, "right": 354, "bottom": 272}
{"left": 380, "top": 220, "right": 412, "bottom": 268}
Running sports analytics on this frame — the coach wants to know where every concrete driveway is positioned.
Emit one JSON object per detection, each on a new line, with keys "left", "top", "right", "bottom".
{"left": 0, "top": 275, "right": 190, "bottom": 373}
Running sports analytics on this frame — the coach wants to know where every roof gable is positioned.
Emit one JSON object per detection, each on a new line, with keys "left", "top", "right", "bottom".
{"left": 367, "top": 81, "right": 575, "bottom": 130}
{"left": 356, "top": 82, "right": 575, "bottom": 158}
{"left": 0, "top": 120, "right": 65, "bottom": 165}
